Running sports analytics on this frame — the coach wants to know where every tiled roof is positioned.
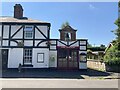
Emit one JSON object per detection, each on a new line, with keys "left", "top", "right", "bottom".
{"left": 59, "top": 25, "right": 77, "bottom": 31}
{"left": 0, "top": 16, "right": 49, "bottom": 24}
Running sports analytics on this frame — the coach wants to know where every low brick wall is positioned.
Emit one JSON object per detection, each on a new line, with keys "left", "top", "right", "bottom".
{"left": 87, "top": 60, "right": 105, "bottom": 71}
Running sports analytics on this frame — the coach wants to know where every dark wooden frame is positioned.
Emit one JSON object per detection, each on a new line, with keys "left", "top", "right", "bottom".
{"left": 1, "top": 23, "right": 50, "bottom": 48}
{"left": 57, "top": 46, "right": 79, "bottom": 69}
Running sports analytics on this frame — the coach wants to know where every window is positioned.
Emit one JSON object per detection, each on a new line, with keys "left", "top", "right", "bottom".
{"left": 24, "top": 26, "right": 33, "bottom": 39}
{"left": 80, "top": 55, "right": 87, "bottom": 62}
{"left": 37, "top": 53, "right": 44, "bottom": 63}
{"left": 65, "top": 32, "right": 71, "bottom": 41}
{"left": 79, "top": 53, "right": 87, "bottom": 62}
{"left": 24, "top": 49, "right": 32, "bottom": 65}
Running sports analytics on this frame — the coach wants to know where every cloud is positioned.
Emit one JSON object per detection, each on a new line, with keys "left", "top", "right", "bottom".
{"left": 89, "top": 4, "right": 96, "bottom": 10}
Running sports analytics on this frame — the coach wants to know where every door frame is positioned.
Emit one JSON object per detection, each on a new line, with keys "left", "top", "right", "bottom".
{"left": 57, "top": 46, "right": 79, "bottom": 70}
{"left": 2, "top": 49, "right": 9, "bottom": 70}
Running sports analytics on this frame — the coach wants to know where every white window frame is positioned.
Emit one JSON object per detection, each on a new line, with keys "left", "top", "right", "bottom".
{"left": 24, "top": 26, "right": 33, "bottom": 39}
{"left": 37, "top": 53, "right": 44, "bottom": 63}
{"left": 24, "top": 49, "right": 32, "bottom": 65}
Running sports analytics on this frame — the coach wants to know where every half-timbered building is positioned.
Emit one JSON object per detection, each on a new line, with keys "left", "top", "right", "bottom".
{"left": 0, "top": 4, "right": 87, "bottom": 70}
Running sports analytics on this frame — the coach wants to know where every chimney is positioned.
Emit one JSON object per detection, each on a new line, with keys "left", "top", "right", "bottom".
{"left": 14, "top": 4, "right": 23, "bottom": 19}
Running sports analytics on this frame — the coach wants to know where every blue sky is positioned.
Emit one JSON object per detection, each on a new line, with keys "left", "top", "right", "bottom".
{"left": 1, "top": 2, "right": 118, "bottom": 46}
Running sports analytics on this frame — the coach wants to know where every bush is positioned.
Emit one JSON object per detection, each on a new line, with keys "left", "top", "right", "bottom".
{"left": 104, "top": 45, "right": 120, "bottom": 65}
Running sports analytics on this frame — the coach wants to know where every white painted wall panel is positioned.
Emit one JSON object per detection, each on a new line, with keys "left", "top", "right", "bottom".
{"left": 35, "top": 41, "right": 47, "bottom": 47}
{"left": 12, "top": 28, "right": 23, "bottom": 39}
{"left": 58, "top": 41, "right": 79, "bottom": 47}
{"left": 3, "top": 25, "right": 9, "bottom": 38}
{"left": 11, "top": 25, "right": 22, "bottom": 37}
{"left": 80, "top": 46, "right": 86, "bottom": 50}
{"left": 49, "top": 51, "right": 57, "bottom": 67}
{"left": 39, "top": 42, "right": 47, "bottom": 46}
{"left": 35, "top": 28, "right": 45, "bottom": 39}
{"left": 2, "top": 40, "right": 8, "bottom": 46}
{"left": 50, "top": 46, "right": 56, "bottom": 50}
{"left": 10, "top": 41, "right": 17, "bottom": 46}
{"left": 8, "top": 48, "right": 23, "bottom": 68}
{"left": 35, "top": 26, "right": 48, "bottom": 39}
{"left": 80, "top": 41, "right": 86, "bottom": 45}
{"left": 32, "top": 48, "right": 49, "bottom": 68}
{"left": 24, "top": 41, "right": 33, "bottom": 46}
{"left": 37, "top": 26, "right": 48, "bottom": 35}
{"left": 58, "top": 41, "right": 67, "bottom": 46}
{"left": 70, "top": 42, "right": 79, "bottom": 46}
{"left": 35, "top": 41, "right": 39, "bottom": 46}
{"left": 50, "top": 40, "right": 56, "bottom": 44}
{"left": 79, "top": 51, "right": 87, "bottom": 54}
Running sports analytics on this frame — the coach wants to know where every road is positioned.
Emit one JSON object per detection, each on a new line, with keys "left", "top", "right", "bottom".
{"left": 0, "top": 78, "right": 119, "bottom": 89}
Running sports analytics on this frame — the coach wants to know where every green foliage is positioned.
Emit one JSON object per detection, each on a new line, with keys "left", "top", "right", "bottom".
{"left": 61, "top": 21, "right": 70, "bottom": 29}
{"left": 113, "top": 18, "right": 120, "bottom": 50}
{"left": 87, "top": 49, "right": 92, "bottom": 53}
{"left": 104, "top": 46, "right": 120, "bottom": 65}
{"left": 87, "top": 43, "right": 92, "bottom": 48}
{"left": 103, "top": 2, "right": 120, "bottom": 65}
{"left": 17, "top": 41, "right": 24, "bottom": 47}
{"left": 100, "top": 44, "right": 106, "bottom": 48}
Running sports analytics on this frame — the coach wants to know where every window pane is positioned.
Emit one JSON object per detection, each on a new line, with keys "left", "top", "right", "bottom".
{"left": 24, "top": 26, "right": 33, "bottom": 38}
{"left": 37, "top": 53, "right": 44, "bottom": 63}
{"left": 24, "top": 49, "right": 32, "bottom": 64}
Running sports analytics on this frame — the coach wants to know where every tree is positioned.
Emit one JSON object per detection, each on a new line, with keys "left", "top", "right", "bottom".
{"left": 104, "top": 1, "right": 120, "bottom": 65}
{"left": 114, "top": 18, "right": 120, "bottom": 50}
{"left": 100, "top": 44, "right": 106, "bottom": 48}
{"left": 61, "top": 21, "right": 70, "bottom": 29}
{"left": 87, "top": 42, "right": 92, "bottom": 48}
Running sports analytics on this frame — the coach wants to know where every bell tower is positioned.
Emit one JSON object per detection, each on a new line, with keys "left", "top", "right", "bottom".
{"left": 59, "top": 25, "right": 77, "bottom": 41}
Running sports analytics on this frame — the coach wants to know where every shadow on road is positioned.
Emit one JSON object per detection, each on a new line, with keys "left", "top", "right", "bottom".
{"left": 1, "top": 68, "right": 110, "bottom": 79}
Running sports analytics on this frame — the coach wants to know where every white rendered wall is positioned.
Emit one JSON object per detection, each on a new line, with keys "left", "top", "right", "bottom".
{"left": 58, "top": 41, "right": 67, "bottom": 46}
{"left": 8, "top": 48, "right": 23, "bottom": 68}
{"left": 70, "top": 42, "right": 79, "bottom": 46}
{"left": 32, "top": 48, "right": 49, "bottom": 68}
{"left": 80, "top": 41, "right": 86, "bottom": 45}
{"left": 11, "top": 25, "right": 23, "bottom": 39}
{"left": 80, "top": 46, "right": 86, "bottom": 50}
{"left": 10, "top": 41, "right": 17, "bottom": 46}
{"left": 2, "top": 40, "right": 8, "bottom": 46}
{"left": 49, "top": 51, "right": 57, "bottom": 68}
{"left": 35, "top": 26, "right": 48, "bottom": 39}
{"left": 58, "top": 41, "right": 79, "bottom": 46}
{"left": 3, "top": 25, "right": 9, "bottom": 38}
{"left": 24, "top": 41, "right": 33, "bottom": 46}
{"left": 79, "top": 51, "right": 87, "bottom": 54}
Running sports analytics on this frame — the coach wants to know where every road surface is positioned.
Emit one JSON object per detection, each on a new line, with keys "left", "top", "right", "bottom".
{"left": 0, "top": 78, "right": 119, "bottom": 89}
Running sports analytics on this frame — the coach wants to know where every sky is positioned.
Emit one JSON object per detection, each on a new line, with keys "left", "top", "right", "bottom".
{"left": 1, "top": 2, "right": 118, "bottom": 46}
